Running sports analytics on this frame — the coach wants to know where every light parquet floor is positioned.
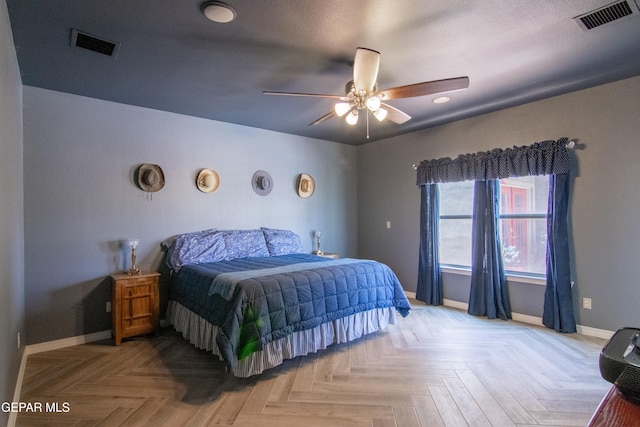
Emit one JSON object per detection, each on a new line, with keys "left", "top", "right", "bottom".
{"left": 16, "top": 301, "right": 611, "bottom": 426}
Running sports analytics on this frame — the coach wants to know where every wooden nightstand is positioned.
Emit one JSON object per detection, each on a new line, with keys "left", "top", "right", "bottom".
{"left": 110, "top": 271, "right": 160, "bottom": 345}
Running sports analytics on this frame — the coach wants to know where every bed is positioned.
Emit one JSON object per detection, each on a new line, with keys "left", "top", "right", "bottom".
{"left": 162, "top": 227, "right": 411, "bottom": 377}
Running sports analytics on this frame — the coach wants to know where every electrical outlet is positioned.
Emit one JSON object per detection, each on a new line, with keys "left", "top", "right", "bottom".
{"left": 106, "top": 301, "right": 112, "bottom": 313}
{"left": 17, "top": 332, "right": 20, "bottom": 349}
{"left": 583, "top": 297, "right": 592, "bottom": 310}
{"left": 386, "top": 221, "right": 391, "bottom": 229}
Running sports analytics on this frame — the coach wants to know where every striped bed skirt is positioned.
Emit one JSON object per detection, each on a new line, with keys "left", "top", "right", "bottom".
{"left": 166, "top": 300, "right": 397, "bottom": 377}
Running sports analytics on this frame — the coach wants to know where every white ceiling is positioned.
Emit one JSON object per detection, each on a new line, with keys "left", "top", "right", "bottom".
{"left": 7, "top": 0, "right": 640, "bottom": 144}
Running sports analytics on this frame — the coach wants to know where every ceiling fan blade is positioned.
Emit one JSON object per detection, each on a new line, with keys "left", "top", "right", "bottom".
{"left": 353, "top": 47, "right": 380, "bottom": 93}
{"left": 308, "top": 110, "right": 336, "bottom": 126}
{"left": 263, "top": 90, "right": 347, "bottom": 100}
{"left": 381, "top": 102, "right": 411, "bottom": 124}
{"left": 377, "top": 76, "right": 469, "bottom": 100}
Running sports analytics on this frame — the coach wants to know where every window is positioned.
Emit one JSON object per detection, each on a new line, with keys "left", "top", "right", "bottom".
{"left": 439, "top": 181, "right": 474, "bottom": 267}
{"left": 439, "top": 176, "right": 549, "bottom": 275}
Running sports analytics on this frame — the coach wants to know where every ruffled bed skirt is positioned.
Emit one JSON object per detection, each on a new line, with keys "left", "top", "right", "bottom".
{"left": 166, "top": 300, "right": 397, "bottom": 377}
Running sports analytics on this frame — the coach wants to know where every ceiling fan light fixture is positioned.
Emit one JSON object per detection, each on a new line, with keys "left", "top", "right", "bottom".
{"left": 201, "top": 1, "right": 237, "bottom": 23}
{"left": 366, "top": 96, "right": 381, "bottom": 111}
{"left": 334, "top": 102, "right": 351, "bottom": 117}
{"left": 373, "top": 108, "right": 388, "bottom": 121}
{"left": 345, "top": 110, "right": 359, "bottom": 125}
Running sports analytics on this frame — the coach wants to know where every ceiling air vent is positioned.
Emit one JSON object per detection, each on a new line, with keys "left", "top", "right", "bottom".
{"left": 70, "top": 29, "right": 120, "bottom": 57}
{"left": 574, "top": 0, "right": 639, "bottom": 30}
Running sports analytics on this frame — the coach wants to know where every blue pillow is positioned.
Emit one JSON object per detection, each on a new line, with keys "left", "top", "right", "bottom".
{"left": 221, "top": 229, "right": 270, "bottom": 259}
{"left": 162, "top": 228, "right": 227, "bottom": 272}
{"left": 261, "top": 227, "right": 304, "bottom": 256}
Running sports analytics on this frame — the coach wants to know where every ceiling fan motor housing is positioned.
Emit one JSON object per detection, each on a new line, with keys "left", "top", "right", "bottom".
{"left": 345, "top": 80, "right": 380, "bottom": 110}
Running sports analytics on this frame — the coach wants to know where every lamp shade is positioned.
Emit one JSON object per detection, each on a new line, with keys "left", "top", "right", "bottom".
{"left": 373, "top": 108, "right": 388, "bottom": 121}
{"left": 334, "top": 102, "right": 351, "bottom": 117}
{"left": 366, "top": 96, "right": 381, "bottom": 111}
{"left": 345, "top": 110, "right": 359, "bottom": 125}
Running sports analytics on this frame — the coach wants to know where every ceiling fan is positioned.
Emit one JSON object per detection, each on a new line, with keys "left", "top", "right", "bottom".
{"left": 263, "top": 47, "right": 469, "bottom": 139}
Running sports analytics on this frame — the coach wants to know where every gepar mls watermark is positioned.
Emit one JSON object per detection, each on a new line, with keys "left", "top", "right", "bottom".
{"left": 2, "top": 401, "right": 70, "bottom": 413}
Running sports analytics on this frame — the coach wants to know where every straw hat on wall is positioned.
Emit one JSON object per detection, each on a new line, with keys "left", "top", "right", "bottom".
{"left": 196, "top": 168, "right": 220, "bottom": 193}
{"left": 297, "top": 173, "right": 315, "bottom": 198}
{"left": 136, "top": 164, "right": 165, "bottom": 192}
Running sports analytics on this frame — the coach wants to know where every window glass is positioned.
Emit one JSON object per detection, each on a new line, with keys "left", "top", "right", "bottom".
{"left": 439, "top": 181, "right": 473, "bottom": 267}
{"left": 498, "top": 176, "right": 548, "bottom": 275}
{"left": 438, "top": 176, "right": 549, "bottom": 276}
{"left": 439, "top": 181, "right": 474, "bottom": 216}
{"left": 439, "top": 218, "right": 472, "bottom": 266}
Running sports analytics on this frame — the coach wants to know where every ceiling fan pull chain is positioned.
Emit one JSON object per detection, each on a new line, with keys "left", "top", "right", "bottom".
{"left": 366, "top": 109, "right": 370, "bottom": 139}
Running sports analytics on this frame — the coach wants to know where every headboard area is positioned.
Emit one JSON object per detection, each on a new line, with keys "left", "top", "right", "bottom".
{"left": 161, "top": 228, "right": 304, "bottom": 273}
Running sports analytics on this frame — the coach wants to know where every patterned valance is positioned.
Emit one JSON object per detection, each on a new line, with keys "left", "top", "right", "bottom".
{"left": 416, "top": 138, "right": 571, "bottom": 185}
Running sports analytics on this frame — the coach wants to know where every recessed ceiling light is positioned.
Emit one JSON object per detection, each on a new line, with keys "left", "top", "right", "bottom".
{"left": 201, "top": 1, "right": 237, "bottom": 23}
{"left": 432, "top": 96, "right": 451, "bottom": 104}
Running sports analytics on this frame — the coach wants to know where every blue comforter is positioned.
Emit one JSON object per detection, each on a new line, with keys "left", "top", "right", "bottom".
{"left": 170, "top": 254, "right": 411, "bottom": 368}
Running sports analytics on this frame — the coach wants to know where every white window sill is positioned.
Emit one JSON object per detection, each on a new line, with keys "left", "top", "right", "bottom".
{"left": 441, "top": 266, "right": 546, "bottom": 286}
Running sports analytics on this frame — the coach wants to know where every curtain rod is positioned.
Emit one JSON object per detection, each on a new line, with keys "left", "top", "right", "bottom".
{"left": 412, "top": 139, "right": 577, "bottom": 170}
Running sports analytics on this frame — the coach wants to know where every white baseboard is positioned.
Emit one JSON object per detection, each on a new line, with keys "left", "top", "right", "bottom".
{"left": 577, "top": 324, "right": 614, "bottom": 340}
{"left": 7, "top": 349, "right": 27, "bottom": 427}
{"left": 24, "top": 330, "right": 112, "bottom": 356}
{"left": 442, "top": 298, "right": 467, "bottom": 311}
{"left": 511, "top": 312, "right": 543, "bottom": 326}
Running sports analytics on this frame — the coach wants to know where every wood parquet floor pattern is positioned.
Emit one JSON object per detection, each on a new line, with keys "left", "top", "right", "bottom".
{"left": 17, "top": 302, "right": 611, "bottom": 426}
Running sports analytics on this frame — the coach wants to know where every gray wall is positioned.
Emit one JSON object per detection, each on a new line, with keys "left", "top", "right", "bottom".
{"left": 23, "top": 86, "right": 357, "bottom": 345}
{"left": 0, "top": 0, "right": 24, "bottom": 423}
{"left": 358, "top": 75, "right": 640, "bottom": 332}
